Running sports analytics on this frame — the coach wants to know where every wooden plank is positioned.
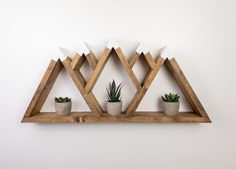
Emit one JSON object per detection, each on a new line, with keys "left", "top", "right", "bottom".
{"left": 63, "top": 58, "right": 103, "bottom": 115}
{"left": 23, "top": 59, "right": 63, "bottom": 118}
{"left": 74, "top": 70, "right": 86, "bottom": 87}
{"left": 129, "top": 52, "right": 140, "bottom": 68}
{"left": 85, "top": 52, "right": 97, "bottom": 70}
{"left": 115, "top": 48, "right": 141, "bottom": 91}
{"left": 85, "top": 47, "right": 112, "bottom": 93}
{"left": 22, "top": 112, "right": 90, "bottom": 123}
{"left": 71, "top": 53, "right": 85, "bottom": 70}
{"left": 144, "top": 52, "right": 155, "bottom": 69}
{"left": 83, "top": 112, "right": 210, "bottom": 123}
{"left": 22, "top": 111, "right": 211, "bottom": 123}
{"left": 165, "top": 58, "right": 210, "bottom": 119}
{"left": 126, "top": 56, "right": 165, "bottom": 115}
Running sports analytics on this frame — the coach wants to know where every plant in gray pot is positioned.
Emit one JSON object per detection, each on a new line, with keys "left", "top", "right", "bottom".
{"left": 161, "top": 93, "right": 180, "bottom": 116}
{"left": 54, "top": 97, "right": 72, "bottom": 116}
{"left": 106, "top": 80, "right": 123, "bottom": 116}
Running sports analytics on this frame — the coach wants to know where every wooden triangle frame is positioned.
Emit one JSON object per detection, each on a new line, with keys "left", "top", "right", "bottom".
{"left": 22, "top": 47, "right": 211, "bottom": 123}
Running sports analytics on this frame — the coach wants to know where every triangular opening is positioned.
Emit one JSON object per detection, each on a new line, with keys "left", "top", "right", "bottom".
{"left": 22, "top": 46, "right": 210, "bottom": 123}
{"left": 92, "top": 49, "right": 137, "bottom": 112}
{"left": 41, "top": 68, "right": 90, "bottom": 112}
{"left": 129, "top": 57, "right": 208, "bottom": 118}
{"left": 79, "top": 55, "right": 94, "bottom": 83}
{"left": 23, "top": 59, "right": 97, "bottom": 120}
{"left": 137, "top": 64, "right": 192, "bottom": 112}
{"left": 132, "top": 53, "right": 150, "bottom": 86}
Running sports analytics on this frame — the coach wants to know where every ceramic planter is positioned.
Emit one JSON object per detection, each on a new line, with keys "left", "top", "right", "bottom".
{"left": 55, "top": 101, "right": 72, "bottom": 116}
{"left": 106, "top": 101, "right": 122, "bottom": 116}
{"left": 162, "top": 101, "right": 180, "bottom": 116}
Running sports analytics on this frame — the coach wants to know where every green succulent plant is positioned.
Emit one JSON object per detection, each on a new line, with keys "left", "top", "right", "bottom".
{"left": 54, "top": 97, "right": 71, "bottom": 103}
{"left": 106, "top": 80, "right": 122, "bottom": 102}
{"left": 162, "top": 93, "right": 180, "bottom": 102}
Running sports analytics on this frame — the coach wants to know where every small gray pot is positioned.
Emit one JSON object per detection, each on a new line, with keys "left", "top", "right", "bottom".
{"left": 162, "top": 101, "right": 180, "bottom": 116}
{"left": 106, "top": 101, "right": 122, "bottom": 116}
{"left": 55, "top": 101, "right": 72, "bottom": 116}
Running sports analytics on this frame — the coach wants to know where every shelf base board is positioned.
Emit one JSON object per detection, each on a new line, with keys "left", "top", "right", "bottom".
{"left": 22, "top": 111, "right": 211, "bottom": 123}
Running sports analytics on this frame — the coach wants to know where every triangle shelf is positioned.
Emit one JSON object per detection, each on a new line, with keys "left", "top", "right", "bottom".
{"left": 22, "top": 46, "right": 211, "bottom": 123}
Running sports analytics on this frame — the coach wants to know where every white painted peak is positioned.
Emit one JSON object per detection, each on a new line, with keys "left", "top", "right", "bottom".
{"left": 76, "top": 42, "right": 90, "bottom": 56}
{"left": 158, "top": 46, "right": 167, "bottom": 59}
{"left": 106, "top": 40, "right": 119, "bottom": 49}
{"left": 136, "top": 43, "right": 149, "bottom": 54}
{"left": 52, "top": 47, "right": 70, "bottom": 60}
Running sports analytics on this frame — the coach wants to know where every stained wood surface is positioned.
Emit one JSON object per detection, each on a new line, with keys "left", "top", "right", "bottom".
{"left": 63, "top": 58, "right": 103, "bottom": 115}
{"left": 85, "top": 47, "right": 112, "bottom": 93}
{"left": 22, "top": 111, "right": 211, "bottom": 123}
{"left": 144, "top": 52, "right": 155, "bottom": 69}
{"left": 115, "top": 48, "right": 141, "bottom": 91}
{"left": 22, "top": 47, "right": 210, "bottom": 123}
{"left": 86, "top": 52, "right": 97, "bottom": 70}
{"left": 71, "top": 53, "right": 85, "bottom": 70}
{"left": 24, "top": 59, "right": 63, "bottom": 117}
{"left": 126, "top": 56, "right": 165, "bottom": 115}
{"left": 165, "top": 58, "right": 209, "bottom": 118}
{"left": 129, "top": 52, "right": 140, "bottom": 68}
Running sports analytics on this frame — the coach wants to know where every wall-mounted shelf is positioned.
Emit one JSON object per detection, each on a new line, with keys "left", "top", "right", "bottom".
{"left": 22, "top": 44, "right": 211, "bottom": 123}
{"left": 22, "top": 111, "right": 210, "bottom": 123}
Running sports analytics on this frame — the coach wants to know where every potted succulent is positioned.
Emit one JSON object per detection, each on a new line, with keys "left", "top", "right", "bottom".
{"left": 106, "top": 80, "right": 123, "bottom": 116}
{"left": 161, "top": 93, "right": 180, "bottom": 116}
{"left": 54, "top": 97, "right": 72, "bottom": 116}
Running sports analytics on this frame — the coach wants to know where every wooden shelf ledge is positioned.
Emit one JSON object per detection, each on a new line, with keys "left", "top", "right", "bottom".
{"left": 22, "top": 111, "right": 211, "bottom": 123}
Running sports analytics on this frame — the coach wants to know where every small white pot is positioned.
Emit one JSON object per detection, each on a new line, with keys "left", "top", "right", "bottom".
{"left": 162, "top": 101, "right": 180, "bottom": 116}
{"left": 55, "top": 101, "right": 72, "bottom": 116}
{"left": 106, "top": 101, "right": 122, "bottom": 116}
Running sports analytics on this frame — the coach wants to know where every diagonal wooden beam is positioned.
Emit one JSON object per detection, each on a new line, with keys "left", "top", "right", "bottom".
{"left": 63, "top": 58, "right": 103, "bottom": 115}
{"left": 126, "top": 56, "right": 165, "bottom": 115}
{"left": 144, "top": 52, "right": 155, "bottom": 69}
{"left": 129, "top": 52, "right": 140, "bottom": 68}
{"left": 85, "top": 51, "right": 97, "bottom": 70}
{"left": 23, "top": 59, "right": 63, "bottom": 117}
{"left": 165, "top": 58, "right": 210, "bottom": 119}
{"left": 85, "top": 47, "right": 112, "bottom": 93}
{"left": 71, "top": 53, "right": 85, "bottom": 70}
{"left": 115, "top": 48, "right": 141, "bottom": 91}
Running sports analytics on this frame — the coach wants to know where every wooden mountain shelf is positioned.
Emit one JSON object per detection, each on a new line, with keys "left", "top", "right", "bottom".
{"left": 22, "top": 44, "right": 211, "bottom": 123}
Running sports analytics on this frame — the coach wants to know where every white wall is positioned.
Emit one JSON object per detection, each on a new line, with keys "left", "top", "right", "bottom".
{"left": 0, "top": 0, "right": 235, "bottom": 168}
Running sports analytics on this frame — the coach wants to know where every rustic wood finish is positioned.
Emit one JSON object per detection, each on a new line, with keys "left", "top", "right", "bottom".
{"left": 22, "top": 46, "right": 211, "bottom": 123}
{"left": 129, "top": 52, "right": 140, "bottom": 68}
{"left": 85, "top": 47, "right": 112, "bottom": 93}
{"left": 114, "top": 48, "right": 141, "bottom": 91}
{"left": 165, "top": 58, "right": 209, "bottom": 118}
{"left": 22, "top": 111, "right": 210, "bottom": 123}
{"left": 63, "top": 58, "right": 103, "bottom": 115}
{"left": 24, "top": 59, "right": 63, "bottom": 118}
{"left": 126, "top": 56, "right": 165, "bottom": 115}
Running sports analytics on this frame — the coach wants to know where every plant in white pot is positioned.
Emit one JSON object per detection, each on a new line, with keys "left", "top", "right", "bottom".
{"left": 106, "top": 80, "right": 123, "bottom": 116}
{"left": 54, "top": 97, "right": 72, "bottom": 116}
{"left": 161, "top": 93, "right": 180, "bottom": 116}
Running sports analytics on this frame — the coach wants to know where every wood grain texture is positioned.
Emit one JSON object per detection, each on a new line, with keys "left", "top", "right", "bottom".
{"left": 23, "top": 59, "right": 63, "bottom": 118}
{"left": 23, "top": 47, "right": 210, "bottom": 123}
{"left": 129, "top": 52, "right": 140, "bottom": 68}
{"left": 85, "top": 47, "right": 112, "bottom": 93}
{"left": 126, "top": 56, "right": 165, "bottom": 115}
{"left": 115, "top": 48, "right": 141, "bottom": 91}
{"left": 165, "top": 58, "right": 210, "bottom": 120}
{"left": 85, "top": 52, "right": 97, "bottom": 70}
{"left": 144, "top": 52, "right": 155, "bottom": 69}
{"left": 71, "top": 53, "right": 85, "bottom": 70}
{"left": 63, "top": 58, "right": 103, "bottom": 115}
{"left": 22, "top": 111, "right": 211, "bottom": 123}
